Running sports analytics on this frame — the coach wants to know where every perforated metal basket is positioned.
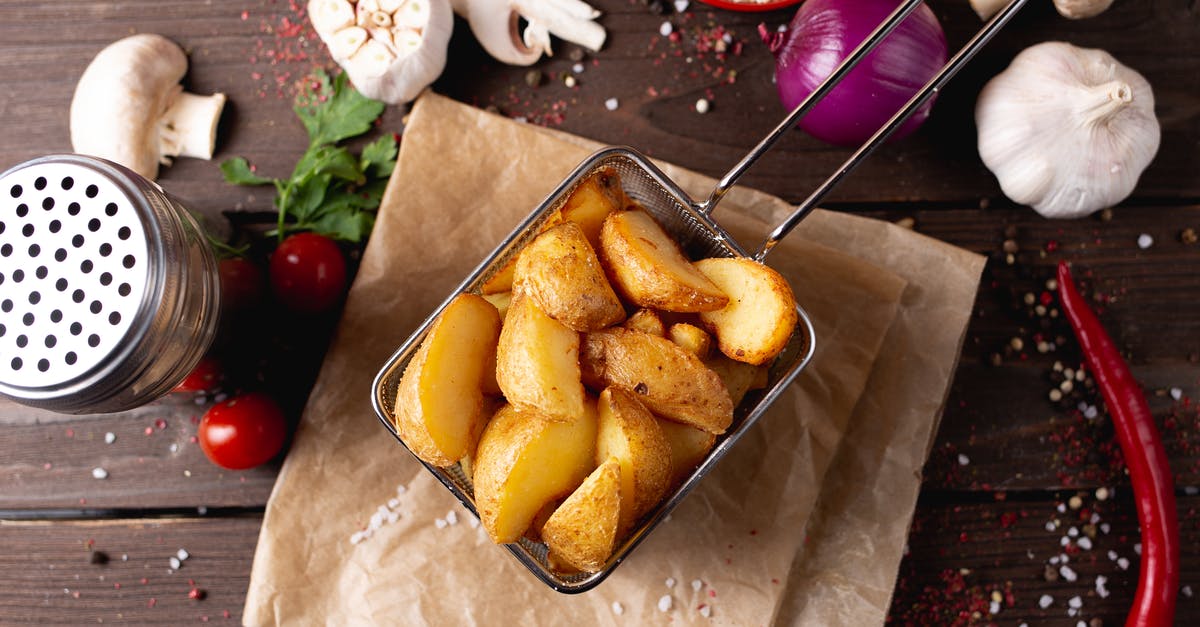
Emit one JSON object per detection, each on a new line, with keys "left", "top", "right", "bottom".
{"left": 371, "top": 0, "right": 1027, "bottom": 592}
{"left": 0, "top": 155, "right": 220, "bottom": 414}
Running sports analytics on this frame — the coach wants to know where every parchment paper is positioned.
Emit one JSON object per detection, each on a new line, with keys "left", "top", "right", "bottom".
{"left": 243, "top": 93, "right": 984, "bottom": 626}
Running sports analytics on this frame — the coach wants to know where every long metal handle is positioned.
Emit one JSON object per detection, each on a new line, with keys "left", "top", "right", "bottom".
{"left": 697, "top": 0, "right": 925, "bottom": 216}
{"left": 755, "top": 0, "right": 1028, "bottom": 261}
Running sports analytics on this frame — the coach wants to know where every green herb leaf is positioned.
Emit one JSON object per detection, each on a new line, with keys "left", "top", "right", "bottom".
{"left": 360, "top": 134, "right": 399, "bottom": 178}
{"left": 309, "top": 208, "right": 375, "bottom": 243}
{"left": 294, "top": 70, "right": 386, "bottom": 148}
{"left": 293, "top": 145, "right": 365, "bottom": 185}
{"left": 219, "top": 157, "right": 274, "bottom": 186}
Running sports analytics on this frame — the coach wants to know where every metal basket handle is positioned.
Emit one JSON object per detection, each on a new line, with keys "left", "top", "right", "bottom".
{"left": 692, "top": 0, "right": 1030, "bottom": 261}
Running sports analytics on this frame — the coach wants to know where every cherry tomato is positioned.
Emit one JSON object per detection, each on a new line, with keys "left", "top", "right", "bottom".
{"left": 269, "top": 233, "right": 347, "bottom": 314}
{"left": 197, "top": 392, "right": 288, "bottom": 470}
{"left": 174, "top": 356, "right": 222, "bottom": 393}
{"left": 219, "top": 257, "right": 265, "bottom": 313}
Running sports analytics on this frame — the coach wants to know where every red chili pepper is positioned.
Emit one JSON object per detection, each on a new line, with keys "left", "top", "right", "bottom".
{"left": 1056, "top": 262, "right": 1179, "bottom": 627}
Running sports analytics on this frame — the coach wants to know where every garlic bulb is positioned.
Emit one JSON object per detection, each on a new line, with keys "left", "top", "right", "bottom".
{"left": 308, "top": 0, "right": 453, "bottom": 104}
{"left": 975, "top": 42, "right": 1160, "bottom": 219}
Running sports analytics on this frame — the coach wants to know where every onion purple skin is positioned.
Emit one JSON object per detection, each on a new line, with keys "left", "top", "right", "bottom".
{"left": 764, "top": 0, "right": 949, "bottom": 147}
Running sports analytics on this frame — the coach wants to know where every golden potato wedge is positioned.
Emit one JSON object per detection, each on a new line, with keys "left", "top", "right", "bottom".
{"left": 513, "top": 222, "right": 625, "bottom": 331}
{"left": 622, "top": 308, "right": 665, "bottom": 337}
{"left": 656, "top": 417, "right": 717, "bottom": 487}
{"left": 542, "top": 457, "right": 622, "bottom": 572}
{"left": 473, "top": 403, "right": 598, "bottom": 544}
{"left": 559, "top": 167, "right": 626, "bottom": 250}
{"left": 668, "top": 322, "right": 713, "bottom": 359}
{"left": 581, "top": 327, "right": 733, "bottom": 434}
{"left": 496, "top": 293, "right": 587, "bottom": 421}
{"left": 705, "top": 355, "right": 768, "bottom": 407}
{"left": 695, "top": 257, "right": 799, "bottom": 365}
{"left": 597, "top": 387, "right": 672, "bottom": 533}
{"left": 481, "top": 291, "right": 513, "bottom": 321}
{"left": 599, "top": 209, "right": 729, "bottom": 312}
{"left": 395, "top": 294, "right": 502, "bottom": 467}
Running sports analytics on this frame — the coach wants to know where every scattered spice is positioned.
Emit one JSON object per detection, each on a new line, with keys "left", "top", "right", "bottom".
{"left": 1137, "top": 233, "right": 1154, "bottom": 249}
{"left": 189, "top": 587, "right": 207, "bottom": 601}
{"left": 1180, "top": 228, "right": 1197, "bottom": 245}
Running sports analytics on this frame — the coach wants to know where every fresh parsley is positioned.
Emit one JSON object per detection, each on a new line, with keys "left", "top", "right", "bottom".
{"left": 220, "top": 70, "right": 397, "bottom": 244}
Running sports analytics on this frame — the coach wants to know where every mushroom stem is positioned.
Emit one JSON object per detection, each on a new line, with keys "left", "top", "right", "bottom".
{"left": 159, "top": 91, "right": 227, "bottom": 162}
{"left": 514, "top": 0, "right": 605, "bottom": 53}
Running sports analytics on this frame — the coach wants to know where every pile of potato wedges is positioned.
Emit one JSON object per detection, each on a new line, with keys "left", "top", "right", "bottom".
{"left": 393, "top": 168, "right": 799, "bottom": 572}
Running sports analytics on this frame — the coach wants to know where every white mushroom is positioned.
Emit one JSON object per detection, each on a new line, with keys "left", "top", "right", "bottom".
{"left": 970, "top": 0, "right": 1112, "bottom": 20}
{"left": 451, "top": 0, "right": 606, "bottom": 66}
{"left": 69, "top": 34, "right": 226, "bottom": 181}
{"left": 308, "top": 0, "right": 453, "bottom": 105}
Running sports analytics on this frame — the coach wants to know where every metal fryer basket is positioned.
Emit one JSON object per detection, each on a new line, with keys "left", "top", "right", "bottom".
{"left": 371, "top": 0, "right": 1028, "bottom": 593}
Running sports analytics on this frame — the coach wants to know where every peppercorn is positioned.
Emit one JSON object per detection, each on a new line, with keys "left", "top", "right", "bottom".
{"left": 1044, "top": 564, "right": 1060, "bottom": 581}
{"left": 524, "top": 70, "right": 542, "bottom": 88}
{"left": 1180, "top": 228, "right": 1197, "bottom": 245}
{"left": 1002, "top": 239, "right": 1019, "bottom": 254}
{"left": 89, "top": 550, "right": 109, "bottom": 565}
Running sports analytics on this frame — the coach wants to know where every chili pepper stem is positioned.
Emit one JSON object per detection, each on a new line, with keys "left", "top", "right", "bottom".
{"left": 1056, "top": 261, "right": 1179, "bottom": 627}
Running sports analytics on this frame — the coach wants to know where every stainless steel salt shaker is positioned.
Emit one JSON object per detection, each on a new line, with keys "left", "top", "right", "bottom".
{"left": 0, "top": 155, "right": 220, "bottom": 413}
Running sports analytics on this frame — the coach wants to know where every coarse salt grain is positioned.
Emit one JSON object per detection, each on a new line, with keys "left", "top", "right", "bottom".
{"left": 665, "top": 577, "right": 676, "bottom": 588}
{"left": 1077, "top": 536, "right": 1093, "bottom": 550}
{"left": 169, "top": 556, "right": 181, "bottom": 570}
{"left": 612, "top": 601, "right": 624, "bottom": 615}
{"left": 1060, "top": 536, "right": 1071, "bottom": 547}
{"left": 1060, "top": 565, "right": 1078, "bottom": 582}
{"left": 1067, "top": 595, "right": 1082, "bottom": 609}
{"left": 1045, "top": 521, "right": 1057, "bottom": 532}
{"left": 176, "top": 549, "right": 189, "bottom": 561}
{"left": 1050, "top": 556, "right": 1060, "bottom": 565}
{"left": 1108, "top": 550, "right": 1119, "bottom": 561}
{"left": 563, "top": 75, "right": 576, "bottom": 88}
{"left": 434, "top": 518, "right": 447, "bottom": 529}
{"left": 1183, "top": 585, "right": 1194, "bottom": 598}
{"left": 699, "top": 604, "right": 711, "bottom": 618}
{"left": 1134, "top": 542, "right": 1142, "bottom": 555}
{"left": 1068, "top": 526, "right": 1079, "bottom": 537}
{"left": 605, "top": 98, "right": 619, "bottom": 111}
{"left": 104, "top": 432, "right": 116, "bottom": 444}
{"left": 1057, "top": 503, "right": 1067, "bottom": 513}
{"left": 660, "top": 22, "right": 673, "bottom": 37}
{"left": 446, "top": 510, "right": 458, "bottom": 526}
{"left": 468, "top": 516, "right": 480, "bottom": 529}
{"left": 1096, "top": 575, "right": 1109, "bottom": 598}
{"left": 92, "top": 468, "right": 108, "bottom": 480}
{"left": 1117, "top": 557, "right": 1130, "bottom": 570}
{"left": 1100, "top": 523, "right": 1111, "bottom": 534}
{"left": 658, "top": 595, "right": 673, "bottom": 612}
{"left": 674, "top": 0, "right": 689, "bottom": 11}
{"left": 696, "top": 98, "right": 710, "bottom": 114}
{"left": 572, "top": 63, "right": 584, "bottom": 74}
{"left": 1170, "top": 387, "right": 1183, "bottom": 401}
{"left": 1083, "top": 405, "right": 1098, "bottom": 420}
{"left": 989, "top": 600, "right": 1000, "bottom": 614}
{"left": 692, "top": 579, "right": 703, "bottom": 592}
{"left": 957, "top": 453, "right": 970, "bottom": 466}
{"left": 1038, "top": 594, "right": 1053, "bottom": 609}
{"left": 1137, "top": 233, "right": 1153, "bottom": 249}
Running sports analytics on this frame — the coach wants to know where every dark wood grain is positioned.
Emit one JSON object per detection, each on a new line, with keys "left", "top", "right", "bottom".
{"left": 0, "top": 0, "right": 1197, "bottom": 624}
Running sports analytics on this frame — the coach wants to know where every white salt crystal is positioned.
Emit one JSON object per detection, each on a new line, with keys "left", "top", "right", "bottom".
{"left": 1077, "top": 537, "right": 1093, "bottom": 550}
{"left": 695, "top": 98, "right": 710, "bottom": 114}
{"left": 91, "top": 468, "right": 108, "bottom": 480}
{"left": 1067, "top": 595, "right": 1082, "bottom": 609}
{"left": 674, "top": 0, "right": 689, "bottom": 11}
{"left": 692, "top": 579, "right": 703, "bottom": 592}
{"left": 660, "top": 22, "right": 673, "bottom": 37}
{"left": 1060, "top": 565, "right": 1078, "bottom": 582}
{"left": 605, "top": 98, "right": 619, "bottom": 111}
{"left": 665, "top": 577, "right": 676, "bottom": 588}
{"left": 1118, "top": 557, "right": 1130, "bottom": 570}
{"left": 176, "top": 549, "right": 189, "bottom": 561}
{"left": 1096, "top": 575, "right": 1109, "bottom": 598}
{"left": 658, "top": 595, "right": 673, "bottom": 612}
{"left": 957, "top": 454, "right": 970, "bottom": 466}
{"left": 434, "top": 518, "right": 447, "bottom": 529}
{"left": 1134, "top": 542, "right": 1142, "bottom": 555}
{"left": 699, "top": 604, "right": 711, "bottom": 618}
{"left": 446, "top": 511, "right": 458, "bottom": 526}
{"left": 1170, "top": 387, "right": 1183, "bottom": 401}
{"left": 1137, "top": 233, "right": 1154, "bottom": 249}
{"left": 1045, "top": 521, "right": 1057, "bottom": 532}
{"left": 169, "top": 556, "right": 181, "bottom": 570}
{"left": 104, "top": 432, "right": 116, "bottom": 444}
{"left": 1108, "top": 550, "right": 1118, "bottom": 561}
{"left": 1038, "top": 594, "right": 1053, "bottom": 609}
{"left": 612, "top": 601, "right": 624, "bottom": 615}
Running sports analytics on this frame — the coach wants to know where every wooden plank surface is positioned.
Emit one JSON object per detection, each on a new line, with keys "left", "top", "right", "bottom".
{"left": 0, "top": 0, "right": 1197, "bottom": 624}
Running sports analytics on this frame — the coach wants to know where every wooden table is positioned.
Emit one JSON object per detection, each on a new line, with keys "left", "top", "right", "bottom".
{"left": 1, "top": 0, "right": 1197, "bottom": 624}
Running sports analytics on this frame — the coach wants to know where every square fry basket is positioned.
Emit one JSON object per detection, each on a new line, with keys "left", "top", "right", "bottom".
{"left": 370, "top": 0, "right": 1027, "bottom": 593}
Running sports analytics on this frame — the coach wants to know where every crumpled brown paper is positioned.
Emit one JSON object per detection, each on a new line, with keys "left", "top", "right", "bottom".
{"left": 243, "top": 93, "right": 984, "bottom": 626}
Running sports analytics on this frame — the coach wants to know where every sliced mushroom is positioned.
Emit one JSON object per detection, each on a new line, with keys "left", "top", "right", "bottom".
{"left": 69, "top": 34, "right": 226, "bottom": 181}
{"left": 452, "top": 0, "right": 606, "bottom": 66}
{"left": 308, "top": 0, "right": 453, "bottom": 105}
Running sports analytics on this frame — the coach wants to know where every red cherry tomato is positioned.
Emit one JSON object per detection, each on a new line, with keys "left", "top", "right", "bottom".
{"left": 197, "top": 392, "right": 288, "bottom": 470}
{"left": 219, "top": 257, "right": 265, "bottom": 313}
{"left": 174, "top": 356, "right": 222, "bottom": 393}
{"left": 269, "top": 233, "right": 347, "bottom": 313}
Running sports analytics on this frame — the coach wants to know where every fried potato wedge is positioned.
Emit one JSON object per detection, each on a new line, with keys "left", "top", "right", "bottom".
{"left": 495, "top": 293, "right": 587, "bottom": 421}
{"left": 668, "top": 322, "right": 713, "bottom": 359}
{"left": 581, "top": 327, "right": 733, "bottom": 434}
{"left": 656, "top": 417, "right": 717, "bottom": 487}
{"left": 705, "top": 355, "right": 768, "bottom": 407}
{"left": 395, "top": 294, "right": 502, "bottom": 467}
{"left": 542, "top": 457, "right": 622, "bottom": 572}
{"left": 481, "top": 291, "right": 513, "bottom": 321}
{"left": 597, "top": 387, "right": 672, "bottom": 533}
{"left": 599, "top": 209, "right": 729, "bottom": 312}
{"left": 622, "top": 308, "right": 666, "bottom": 337}
{"left": 513, "top": 222, "right": 625, "bottom": 331}
{"left": 559, "top": 167, "right": 626, "bottom": 250}
{"left": 696, "top": 257, "right": 799, "bottom": 365}
{"left": 473, "top": 403, "right": 598, "bottom": 544}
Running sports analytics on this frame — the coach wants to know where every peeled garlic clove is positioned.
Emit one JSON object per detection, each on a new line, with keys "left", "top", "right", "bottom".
{"left": 308, "top": 0, "right": 453, "bottom": 105}
{"left": 975, "top": 42, "right": 1160, "bottom": 219}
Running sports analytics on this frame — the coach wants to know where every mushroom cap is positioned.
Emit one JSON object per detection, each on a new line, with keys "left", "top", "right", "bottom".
{"left": 69, "top": 34, "right": 188, "bottom": 180}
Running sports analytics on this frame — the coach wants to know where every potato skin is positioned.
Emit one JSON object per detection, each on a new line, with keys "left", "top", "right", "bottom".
{"left": 513, "top": 222, "right": 625, "bottom": 332}
{"left": 473, "top": 403, "right": 598, "bottom": 544}
{"left": 581, "top": 327, "right": 733, "bottom": 434}
{"left": 394, "top": 294, "right": 502, "bottom": 467}
{"left": 622, "top": 308, "right": 666, "bottom": 337}
{"left": 696, "top": 257, "right": 799, "bottom": 366}
{"left": 495, "top": 293, "right": 587, "bottom": 421}
{"left": 598, "top": 210, "right": 729, "bottom": 312}
{"left": 542, "top": 457, "right": 622, "bottom": 572}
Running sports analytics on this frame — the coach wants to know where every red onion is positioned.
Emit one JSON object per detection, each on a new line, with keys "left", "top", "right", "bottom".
{"left": 762, "top": 0, "right": 948, "bottom": 146}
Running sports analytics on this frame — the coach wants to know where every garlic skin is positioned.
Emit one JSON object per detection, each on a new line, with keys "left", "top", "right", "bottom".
{"left": 308, "top": 0, "right": 453, "bottom": 105}
{"left": 975, "top": 42, "right": 1160, "bottom": 219}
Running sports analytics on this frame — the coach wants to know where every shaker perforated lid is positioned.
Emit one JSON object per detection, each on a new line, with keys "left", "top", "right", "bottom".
{"left": 0, "top": 158, "right": 151, "bottom": 389}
